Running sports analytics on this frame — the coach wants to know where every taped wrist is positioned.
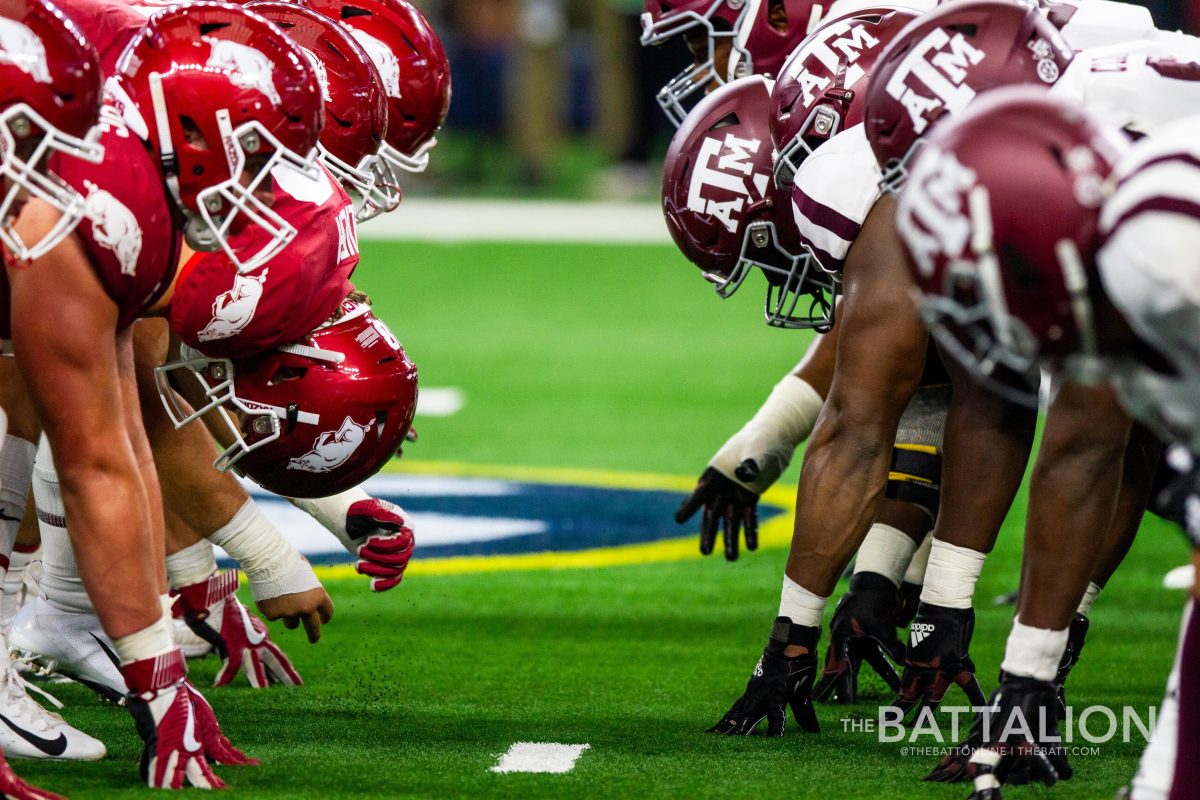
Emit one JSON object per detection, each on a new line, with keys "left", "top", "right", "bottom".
{"left": 920, "top": 539, "right": 986, "bottom": 610}
{"left": 166, "top": 539, "right": 219, "bottom": 591}
{"left": 288, "top": 487, "right": 371, "bottom": 552}
{"left": 768, "top": 616, "right": 820, "bottom": 655}
{"left": 779, "top": 575, "right": 827, "bottom": 628}
{"left": 709, "top": 375, "right": 823, "bottom": 494}
{"left": 903, "top": 534, "right": 932, "bottom": 585}
{"left": 1001, "top": 620, "right": 1070, "bottom": 682}
{"left": 113, "top": 606, "right": 176, "bottom": 666}
{"left": 206, "top": 500, "right": 321, "bottom": 602}
{"left": 853, "top": 523, "right": 919, "bottom": 587}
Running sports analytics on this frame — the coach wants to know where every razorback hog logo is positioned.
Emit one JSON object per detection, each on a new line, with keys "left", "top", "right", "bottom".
{"left": 299, "top": 47, "right": 332, "bottom": 103}
{"left": 686, "top": 133, "right": 770, "bottom": 233}
{"left": 204, "top": 39, "right": 282, "bottom": 105}
{"left": 288, "top": 416, "right": 372, "bottom": 473}
{"left": 781, "top": 18, "right": 881, "bottom": 108}
{"left": 885, "top": 28, "right": 986, "bottom": 135}
{"left": 82, "top": 181, "right": 142, "bottom": 275}
{"left": 198, "top": 269, "right": 269, "bottom": 342}
{"left": 895, "top": 147, "right": 977, "bottom": 281}
{"left": 349, "top": 29, "right": 400, "bottom": 98}
{"left": 0, "top": 19, "right": 51, "bottom": 84}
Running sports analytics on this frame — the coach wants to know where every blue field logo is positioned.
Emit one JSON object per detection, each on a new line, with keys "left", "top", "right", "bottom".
{"left": 233, "top": 468, "right": 785, "bottom": 569}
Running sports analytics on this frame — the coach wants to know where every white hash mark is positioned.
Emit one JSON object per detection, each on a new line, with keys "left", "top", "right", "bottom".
{"left": 491, "top": 743, "right": 590, "bottom": 774}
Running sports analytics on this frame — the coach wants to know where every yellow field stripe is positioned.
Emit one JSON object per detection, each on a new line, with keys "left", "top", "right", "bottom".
{"left": 311, "top": 460, "right": 798, "bottom": 577}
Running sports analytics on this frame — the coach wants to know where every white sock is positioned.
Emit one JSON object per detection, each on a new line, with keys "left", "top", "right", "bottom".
{"left": 1130, "top": 599, "right": 1190, "bottom": 800}
{"left": 1001, "top": 620, "right": 1070, "bottom": 681}
{"left": 904, "top": 534, "right": 932, "bottom": 585}
{"left": 920, "top": 539, "right": 987, "bottom": 609}
{"left": 166, "top": 539, "right": 218, "bottom": 590}
{"left": 112, "top": 604, "right": 175, "bottom": 665}
{"left": 1076, "top": 581, "right": 1102, "bottom": 617}
{"left": 207, "top": 500, "right": 321, "bottom": 601}
{"left": 0, "top": 435, "right": 35, "bottom": 575}
{"left": 853, "top": 524, "right": 919, "bottom": 587}
{"left": 779, "top": 575, "right": 827, "bottom": 627}
{"left": 31, "top": 438, "right": 94, "bottom": 615}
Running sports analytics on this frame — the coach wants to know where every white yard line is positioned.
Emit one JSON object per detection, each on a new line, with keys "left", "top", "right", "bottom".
{"left": 491, "top": 743, "right": 591, "bottom": 774}
{"left": 356, "top": 198, "right": 667, "bottom": 244}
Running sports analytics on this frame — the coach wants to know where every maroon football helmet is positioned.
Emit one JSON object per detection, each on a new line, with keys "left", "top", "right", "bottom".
{"left": 640, "top": 0, "right": 831, "bottom": 127}
{"left": 896, "top": 87, "right": 1128, "bottom": 405}
{"left": 303, "top": 0, "right": 450, "bottom": 216}
{"left": 0, "top": 0, "right": 102, "bottom": 264}
{"left": 865, "top": 0, "right": 1073, "bottom": 195}
{"left": 157, "top": 302, "right": 418, "bottom": 497}
{"left": 246, "top": 2, "right": 390, "bottom": 222}
{"left": 663, "top": 74, "right": 837, "bottom": 330}
{"left": 114, "top": 2, "right": 324, "bottom": 273}
{"left": 770, "top": 6, "right": 917, "bottom": 188}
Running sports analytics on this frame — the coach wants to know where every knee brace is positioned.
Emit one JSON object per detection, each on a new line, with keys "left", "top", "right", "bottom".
{"left": 886, "top": 384, "right": 951, "bottom": 519}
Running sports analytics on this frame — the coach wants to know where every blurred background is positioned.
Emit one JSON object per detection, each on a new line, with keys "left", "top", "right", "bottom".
{"left": 404, "top": 0, "right": 1200, "bottom": 201}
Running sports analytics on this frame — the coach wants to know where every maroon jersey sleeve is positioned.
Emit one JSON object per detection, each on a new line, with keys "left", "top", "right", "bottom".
{"left": 49, "top": 110, "right": 181, "bottom": 331}
{"left": 168, "top": 165, "right": 357, "bottom": 358}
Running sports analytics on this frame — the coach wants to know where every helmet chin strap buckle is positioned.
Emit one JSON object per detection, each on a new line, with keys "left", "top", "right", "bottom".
{"left": 749, "top": 221, "right": 771, "bottom": 249}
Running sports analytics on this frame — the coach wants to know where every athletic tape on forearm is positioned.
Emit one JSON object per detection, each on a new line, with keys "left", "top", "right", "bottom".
{"left": 287, "top": 487, "right": 371, "bottom": 553}
{"left": 779, "top": 575, "right": 827, "bottom": 628}
{"left": 904, "top": 533, "right": 933, "bottom": 585}
{"left": 166, "top": 539, "right": 219, "bottom": 591}
{"left": 112, "top": 602, "right": 175, "bottom": 665}
{"left": 709, "top": 376, "right": 824, "bottom": 494}
{"left": 920, "top": 539, "right": 987, "bottom": 610}
{"left": 206, "top": 500, "right": 321, "bottom": 602}
{"left": 1001, "top": 620, "right": 1070, "bottom": 682}
{"left": 853, "top": 523, "right": 919, "bottom": 587}
{"left": 32, "top": 439, "right": 95, "bottom": 615}
{"left": 0, "top": 435, "right": 35, "bottom": 571}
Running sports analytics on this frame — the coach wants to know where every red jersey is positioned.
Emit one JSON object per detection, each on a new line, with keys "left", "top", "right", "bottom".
{"left": 168, "top": 164, "right": 358, "bottom": 358}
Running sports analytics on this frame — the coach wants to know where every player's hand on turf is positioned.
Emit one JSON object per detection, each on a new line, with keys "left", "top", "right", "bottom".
{"left": 1052, "top": 614, "right": 1089, "bottom": 719}
{"left": 0, "top": 750, "right": 65, "bottom": 800}
{"left": 122, "top": 649, "right": 253, "bottom": 789}
{"left": 675, "top": 467, "right": 760, "bottom": 561}
{"left": 253, "top": 587, "right": 334, "bottom": 644}
{"left": 950, "top": 677, "right": 1072, "bottom": 798}
{"left": 344, "top": 498, "right": 416, "bottom": 592}
{"left": 709, "top": 618, "right": 820, "bottom": 736}
{"left": 812, "top": 574, "right": 906, "bottom": 704}
{"left": 890, "top": 603, "right": 986, "bottom": 724}
{"left": 209, "top": 597, "right": 302, "bottom": 688}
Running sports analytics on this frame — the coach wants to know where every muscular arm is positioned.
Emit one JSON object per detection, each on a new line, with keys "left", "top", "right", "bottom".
{"left": 8, "top": 200, "right": 160, "bottom": 639}
{"left": 1017, "top": 380, "right": 1132, "bottom": 630}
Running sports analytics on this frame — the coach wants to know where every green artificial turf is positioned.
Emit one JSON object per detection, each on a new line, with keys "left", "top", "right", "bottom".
{"left": 15, "top": 240, "right": 1190, "bottom": 797}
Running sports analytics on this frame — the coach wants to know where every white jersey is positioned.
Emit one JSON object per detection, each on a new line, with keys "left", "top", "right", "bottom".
{"left": 1097, "top": 115, "right": 1200, "bottom": 451}
{"left": 1043, "top": 0, "right": 1158, "bottom": 50}
{"left": 789, "top": 124, "right": 881, "bottom": 272}
{"left": 1052, "top": 38, "right": 1200, "bottom": 136}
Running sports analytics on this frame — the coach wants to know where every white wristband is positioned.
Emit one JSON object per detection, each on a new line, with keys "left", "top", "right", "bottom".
{"left": 1001, "top": 620, "right": 1070, "bottom": 681}
{"left": 854, "top": 524, "right": 919, "bottom": 587}
{"left": 779, "top": 575, "right": 827, "bottom": 628}
{"left": 920, "top": 539, "right": 987, "bottom": 610}
{"left": 709, "top": 375, "right": 824, "bottom": 494}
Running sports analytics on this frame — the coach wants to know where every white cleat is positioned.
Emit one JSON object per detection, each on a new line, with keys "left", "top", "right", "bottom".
{"left": 9, "top": 597, "right": 126, "bottom": 705}
{"left": 0, "top": 636, "right": 105, "bottom": 760}
{"left": 173, "top": 615, "right": 215, "bottom": 660}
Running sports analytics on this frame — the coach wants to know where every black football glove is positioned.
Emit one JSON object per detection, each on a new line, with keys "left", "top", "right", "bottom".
{"left": 708, "top": 618, "right": 820, "bottom": 736}
{"left": 891, "top": 603, "right": 987, "bottom": 725}
{"left": 676, "top": 466, "right": 760, "bottom": 561}
{"left": 812, "top": 573, "right": 906, "bottom": 704}
{"left": 896, "top": 580, "right": 923, "bottom": 629}
{"left": 1051, "top": 614, "right": 1089, "bottom": 719}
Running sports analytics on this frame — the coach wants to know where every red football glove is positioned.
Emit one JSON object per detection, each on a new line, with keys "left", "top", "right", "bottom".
{"left": 0, "top": 749, "right": 65, "bottom": 799}
{"left": 174, "top": 571, "right": 302, "bottom": 688}
{"left": 345, "top": 499, "right": 415, "bottom": 592}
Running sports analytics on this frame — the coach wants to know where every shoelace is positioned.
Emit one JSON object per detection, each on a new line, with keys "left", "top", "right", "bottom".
{"left": 0, "top": 659, "right": 67, "bottom": 733}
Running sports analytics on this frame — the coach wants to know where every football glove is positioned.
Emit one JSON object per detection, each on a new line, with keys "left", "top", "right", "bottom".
{"left": 0, "top": 751, "right": 64, "bottom": 800}
{"left": 121, "top": 649, "right": 256, "bottom": 789}
{"left": 174, "top": 571, "right": 303, "bottom": 688}
{"left": 1052, "top": 614, "right": 1089, "bottom": 719}
{"left": 896, "top": 580, "right": 922, "bottom": 629}
{"left": 675, "top": 467, "right": 760, "bottom": 561}
{"left": 708, "top": 618, "right": 820, "bottom": 736}
{"left": 891, "top": 603, "right": 986, "bottom": 724}
{"left": 343, "top": 499, "right": 416, "bottom": 592}
{"left": 813, "top": 573, "right": 906, "bottom": 704}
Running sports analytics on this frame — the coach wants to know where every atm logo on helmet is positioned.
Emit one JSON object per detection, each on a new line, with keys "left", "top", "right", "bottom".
{"left": 686, "top": 133, "right": 770, "bottom": 233}
{"left": 784, "top": 19, "right": 881, "bottom": 108}
{"left": 896, "top": 147, "right": 978, "bottom": 280}
{"left": 885, "top": 29, "right": 986, "bottom": 135}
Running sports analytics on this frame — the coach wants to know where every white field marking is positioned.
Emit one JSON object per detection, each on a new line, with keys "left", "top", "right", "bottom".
{"left": 491, "top": 743, "right": 590, "bottom": 774}
{"left": 416, "top": 386, "right": 465, "bottom": 417}
{"left": 356, "top": 198, "right": 668, "bottom": 244}
{"left": 1164, "top": 563, "right": 1195, "bottom": 590}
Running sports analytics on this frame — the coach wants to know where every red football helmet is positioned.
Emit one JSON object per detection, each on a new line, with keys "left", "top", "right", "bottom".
{"left": 770, "top": 6, "right": 917, "bottom": 188}
{"left": 663, "top": 75, "right": 838, "bottom": 330}
{"left": 246, "top": 2, "right": 390, "bottom": 222}
{"left": 896, "top": 87, "right": 1127, "bottom": 405}
{"left": 0, "top": 0, "right": 102, "bottom": 264}
{"left": 865, "top": 0, "right": 1073, "bottom": 195}
{"left": 303, "top": 0, "right": 450, "bottom": 216}
{"left": 157, "top": 301, "right": 418, "bottom": 497}
{"left": 640, "top": 0, "right": 831, "bottom": 127}
{"left": 112, "top": 2, "right": 324, "bottom": 274}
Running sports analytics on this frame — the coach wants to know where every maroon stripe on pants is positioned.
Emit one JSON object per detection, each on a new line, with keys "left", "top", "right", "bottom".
{"left": 1171, "top": 597, "right": 1200, "bottom": 799}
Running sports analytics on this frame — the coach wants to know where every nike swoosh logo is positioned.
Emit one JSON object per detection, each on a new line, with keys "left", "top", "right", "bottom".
{"left": 0, "top": 510, "right": 19, "bottom": 522}
{"left": 236, "top": 603, "right": 266, "bottom": 646}
{"left": 0, "top": 714, "right": 67, "bottom": 756}
{"left": 89, "top": 632, "right": 121, "bottom": 669}
{"left": 182, "top": 701, "right": 200, "bottom": 752}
